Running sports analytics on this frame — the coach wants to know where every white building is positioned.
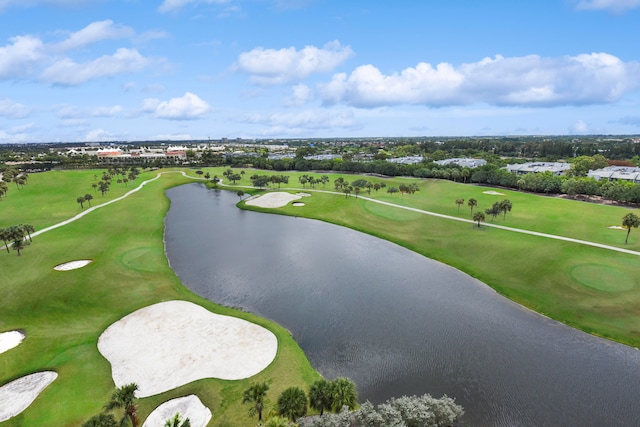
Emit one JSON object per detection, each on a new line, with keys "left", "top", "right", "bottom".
{"left": 587, "top": 166, "right": 640, "bottom": 183}
{"left": 435, "top": 158, "right": 487, "bottom": 168}
{"left": 506, "top": 162, "right": 571, "bottom": 176}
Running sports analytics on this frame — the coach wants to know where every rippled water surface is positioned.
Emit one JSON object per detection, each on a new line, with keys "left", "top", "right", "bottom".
{"left": 164, "top": 184, "right": 640, "bottom": 426}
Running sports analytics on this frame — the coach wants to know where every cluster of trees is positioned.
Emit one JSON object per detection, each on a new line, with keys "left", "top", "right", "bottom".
{"left": 77, "top": 193, "right": 94, "bottom": 209}
{"left": 250, "top": 173, "right": 290, "bottom": 188}
{"left": 0, "top": 168, "right": 29, "bottom": 200}
{"left": 299, "top": 174, "right": 330, "bottom": 188}
{"left": 0, "top": 224, "right": 34, "bottom": 255}
{"left": 88, "top": 167, "right": 141, "bottom": 198}
{"left": 82, "top": 383, "right": 190, "bottom": 427}
{"left": 242, "top": 377, "right": 358, "bottom": 425}
{"left": 454, "top": 198, "right": 512, "bottom": 228}
{"left": 301, "top": 394, "right": 464, "bottom": 427}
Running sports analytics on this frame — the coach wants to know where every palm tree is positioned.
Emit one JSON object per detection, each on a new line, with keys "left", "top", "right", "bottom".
{"left": 77, "top": 196, "right": 86, "bottom": 209}
{"left": 82, "top": 413, "right": 118, "bottom": 427}
{"left": 499, "top": 199, "right": 512, "bottom": 219}
{"left": 164, "top": 412, "right": 191, "bottom": 427}
{"left": 236, "top": 190, "right": 245, "bottom": 200}
{"left": 104, "top": 383, "right": 139, "bottom": 427}
{"left": 467, "top": 198, "right": 477, "bottom": 215}
{"left": 242, "top": 381, "right": 269, "bottom": 422}
{"left": 622, "top": 213, "right": 640, "bottom": 244}
{"left": 0, "top": 181, "right": 8, "bottom": 199}
{"left": 473, "top": 211, "right": 485, "bottom": 228}
{"left": 19, "top": 224, "right": 34, "bottom": 242}
{"left": 11, "top": 238, "right": 29, "bottom": 256}
{"left": 0, "top": 228, "right": 10, "bottom": 253}
{"left": 85, "top": 193, "right": 94, "bottom": 206}
{"left": 309, "top": 379, "right": 333, "bottom": 416}
{"left": 263, "top": 415, "right": 290, "bottom": 427}
{"left": 455, "top": 198, "right": 464, "bottom": 213}
{"left": 330, "top": 378, "right": 357, "bottom": 413}
{"left": 277, "top": 386, "right": 308, "bottom": 422}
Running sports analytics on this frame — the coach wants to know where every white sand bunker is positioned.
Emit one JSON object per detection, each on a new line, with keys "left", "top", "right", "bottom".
{"left": 0, "top": 371, "right": 58, "bottom": 422}
{"left": 0, "top": 330, "right": 25, "bottom": 354}
{"left": 483, "top": 191, "right": 505, "bottom": 195}
{"left": 608, "top": 225, "right": 625, "bottom": 230}
{"left": 98, "top": 300, "right": 278, "bottom": 398}
{"left": 142, "top": 395, "right": 212, "bottom": 427}
{"left": 245, "top": 192, "right": 301, "bottom": 208}
{"left": 292, "top": 202, "right": 305, "bottom": 207}
{"left": 297, "top": 192, "right": 311, "bottom": 197}
{"left": 54, "top": 260, "right": 92, "bottom": 271}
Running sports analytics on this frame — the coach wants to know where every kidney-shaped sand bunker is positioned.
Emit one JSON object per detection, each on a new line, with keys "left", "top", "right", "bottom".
{"left": 98, "top": 300, "right": 278, "bottom": 397}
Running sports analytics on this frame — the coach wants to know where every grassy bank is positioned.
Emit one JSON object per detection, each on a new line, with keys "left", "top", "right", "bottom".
{"left": 0, "top": 169, "right": 320, "bottom": 426}
{"left": 234, "top": 170, "right": 640, "bottom": 347}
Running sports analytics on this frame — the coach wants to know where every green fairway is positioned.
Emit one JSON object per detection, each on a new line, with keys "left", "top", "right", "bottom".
{"left": 1, "top": 167, "right": 640, "bottom": 426}
{"left": 0, "top": 169, "right": 320, "bottom": 427}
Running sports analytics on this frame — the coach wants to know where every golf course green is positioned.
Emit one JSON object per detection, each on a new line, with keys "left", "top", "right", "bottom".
{"left": 1, "top": 167, "right": 639, "bottom": 426}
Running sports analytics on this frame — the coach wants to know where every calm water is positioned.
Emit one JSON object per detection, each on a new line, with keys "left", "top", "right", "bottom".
{"left": 164, "top": 184, "right": 640, "bottom": 426}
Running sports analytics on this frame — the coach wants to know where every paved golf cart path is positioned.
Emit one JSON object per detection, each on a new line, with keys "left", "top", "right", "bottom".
{"left": 26, "top": 171, "right": 640, "bottom": 257}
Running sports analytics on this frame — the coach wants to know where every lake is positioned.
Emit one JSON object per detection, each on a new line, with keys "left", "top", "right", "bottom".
{"left": 164, "top": 184, "right": 640, "bottom": 426}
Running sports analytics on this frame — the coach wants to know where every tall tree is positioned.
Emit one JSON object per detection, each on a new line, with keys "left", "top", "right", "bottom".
{"left": 242, "top": 381, "right": 269, "bottom": 422}
{"left": 622, "top": 213, "right": 640, "bottom": 244}
{"left": 277, "top": 386, "right": 308, "bottom": 422}
{"left": 467, "top": 198, "right": 477, "bottom": 215}
{"left": 473, "top": 211, "right": 485, "bottom": 228}
{"left": 11, "top": 238, "right": 29, "bottom": 256}
{"left": 84, "top": 193, "right": 94, "bottom": 207}
{"left": 0, "top": 180, "right": 8, "bottom": 199}
{"left": 0, "top": 228, "right": 10, "bottom": 253}
{"left": 77, "top": 196, "right": 86, "bottom": 209}
{"left": 19, "top": 224, "right": 34, "bottom": 242}
{"left": 455, "top": 198, "right": 464, "bottom": 213}
{"left": 104, "top": 383, "right": 139, "bottom": 427}
{"left": 309, "top": 379, "right": 333, "bottom": 416}
{"left": 498, "top": 199, "right": 512, "bottom": 219}
{"left": 330, "top": 378, "right": 358, "bottom": 412}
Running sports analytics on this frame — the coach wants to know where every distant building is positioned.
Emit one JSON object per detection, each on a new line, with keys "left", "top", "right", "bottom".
{"left": 386, "top": 156, "right": 425, "bottom": 164}
{"left": 506, "top": 162, "right": 570, "bottom": 176}
{"left": 435, "top": 158, "right": 487, "bottom": 168}
{"left": 587, "top": 166, "right": 640, "bottom": 183}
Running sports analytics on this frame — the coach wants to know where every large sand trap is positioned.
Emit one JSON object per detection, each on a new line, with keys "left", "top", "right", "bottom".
{"left": 0, "top": 330, "right": 25, "bottom": 354}
{"left": 98, "top": 300, "right": 278, "bottom": 398}
{"left": 142, "top": 395, "right": 212, "bottom": 427}
{"left": 54, "top": 260, "right": 92, "bottom": 271}
{"left": 0, "top": 371, "right": 58, "bottom": 422}
{"left": 245, "top": 192, "right": 301, "bottom": 208}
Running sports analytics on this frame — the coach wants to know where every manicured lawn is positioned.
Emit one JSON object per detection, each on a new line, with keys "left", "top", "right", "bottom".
{"left": 2, "top": 166, "right": 640, "bottom": 426}
{"left": 0, "top": 169, "right": 320, "bottom": 427}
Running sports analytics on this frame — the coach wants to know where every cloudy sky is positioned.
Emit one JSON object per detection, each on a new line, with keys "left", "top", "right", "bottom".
{"left": 1, "top": 0, "right": 640, "bottom": 142}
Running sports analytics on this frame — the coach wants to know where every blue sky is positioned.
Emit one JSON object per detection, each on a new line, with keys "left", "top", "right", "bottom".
{"left": 1, "top": 0, "right": 640, "bottom": 142}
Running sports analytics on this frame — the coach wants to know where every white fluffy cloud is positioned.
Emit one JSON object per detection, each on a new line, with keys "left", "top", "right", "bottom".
{"left": 236, "top": 40, "right": 354, "bottom": 85}
{"left": 158, "top": 0, "right": 229, "bottom": 13}
{"left": 0, "top": 98, "right": 32, "bottom": 119}
{"left": 92, "top": 105, "right": 123, "bottom": 117}
{"left": 575, "top": 0, "right": 640, "bottom": 12}
{"left": 142, "top": 92, "right": 211, "bottom": 120}
{"left": 41, "top": 48, "right": 150, "bottom": 85}
{"left": 318, "top": 53, "right": 640, "bottom": 108}
{"left": 54, "top": 20, "right": 134, "bottom": 52}
{"left": 0, "top": 35, "right": 45, "bottom": 79}
{"left": 0, "top": 21, "right": 155, "bottom": 85}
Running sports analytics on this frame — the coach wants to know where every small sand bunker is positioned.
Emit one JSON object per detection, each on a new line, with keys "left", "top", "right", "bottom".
{"left": 0, "top": 371, "right": 58, "bottom": 422}
{"left": 608, "top": 226, "right": 625, "bottom": 230}
{"left": 0, "top": 330, "right": 25, "bottom": 354}
{"left": 98, "top": 300, "right": 278, "bottom": 398}
{"left": 245, "top": 192, "right": 301, "bottom": 208}
{"left": 292, "top": 202, "right": 305, "bottom": 207}
{"left": 54, "top": 260, "right": 92, "bottom": 271}
{"left": 142, "top": 395, "right": 212, "bottom": 427}
{"left": 297, "top": 192, "right": 311, "bottom": 197}
{"left": 483, "top": 191, "right": 505, "bottom": 195}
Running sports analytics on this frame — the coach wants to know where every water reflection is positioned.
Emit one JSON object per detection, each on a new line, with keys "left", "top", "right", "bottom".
{"left": 164, "top": 184, "right": 640, "bottom": 426}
